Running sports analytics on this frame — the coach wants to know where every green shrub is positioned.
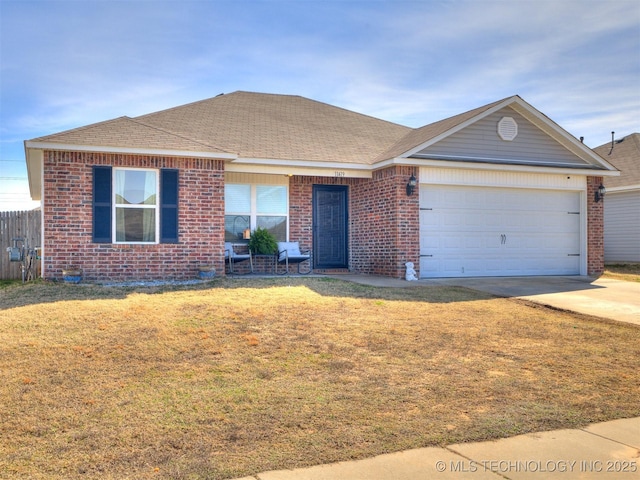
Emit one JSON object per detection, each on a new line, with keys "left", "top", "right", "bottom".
{"left": 248, "top": 227, "right": 278, "bottom": 254}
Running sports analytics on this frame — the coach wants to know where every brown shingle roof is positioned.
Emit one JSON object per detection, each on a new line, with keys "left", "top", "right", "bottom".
{"left": 30, "top": 116, "right": 230, "bottom": 154}
{"left": 30, "top": 91, "right": 607, "bottom": 173}
{"left": 135, "top": 91, "right": 411, "bottom": 164}
{"left": 594, "top": 133, "right": 640, "bottom": 187}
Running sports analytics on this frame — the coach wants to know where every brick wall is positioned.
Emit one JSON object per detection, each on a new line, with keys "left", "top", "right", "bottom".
{"left": 44, "top": 151, "right": 597, "bottom": 281}
{"left": 587, "top": 176, "right": 605, "bottom": 276}
{"left": 43, "top": 151, "right": 225, "bottom": 282}
{"left": 288, "top": 175, "right": 363, "bottom": 257}
{"left": 351, "top": 166, "right": 419, "bottom": 278}
{"left": 288, "top": 166, "right": 419, "bottom": 279}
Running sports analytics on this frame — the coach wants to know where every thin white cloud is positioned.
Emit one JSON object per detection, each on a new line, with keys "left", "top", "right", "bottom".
{"left": 1, "top": 0, "right": 638, "bottom": 209}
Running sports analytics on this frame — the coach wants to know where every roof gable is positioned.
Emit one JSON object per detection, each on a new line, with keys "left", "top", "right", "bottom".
{"left": 374, "top": 98, "right": 506, "bottom": 162}
{"left": 413, "top": 106, "right": 592, "bottom": 168}
{"left": 594, "top": 133, "right": 640, "bottom": 188}
{"left": 377, "top": 96, "right": 617, "bottom": 172}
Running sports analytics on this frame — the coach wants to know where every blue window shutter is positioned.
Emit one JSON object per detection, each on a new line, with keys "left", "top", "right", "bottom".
{"left": 92, "top": 166, "right": 112, "bottom": 243}
{"left": 160, "top": 169, "right": 179, "bottom": 243}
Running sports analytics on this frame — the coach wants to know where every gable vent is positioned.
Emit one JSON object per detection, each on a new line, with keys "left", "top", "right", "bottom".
{"left": 498, "top": 116, "right": 518, "bottom": 141}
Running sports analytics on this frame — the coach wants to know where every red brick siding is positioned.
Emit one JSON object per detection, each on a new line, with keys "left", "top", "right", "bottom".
{"left": 288, "top": 166, "right": 419, "bottom": 278}
{"left": 351, "top": 166, "right": 419, "bottom": 278}
{"left": 43, "top": 151, "right": 225, "bottom": 282}
{"left": 288, "top": 175, "right": 364, "bottom": 255}
{"left": 587, "top": 176, "right": 605, "bottom": 276}
{"left": 45, "top": 151, "right": 596, "bottom": 281}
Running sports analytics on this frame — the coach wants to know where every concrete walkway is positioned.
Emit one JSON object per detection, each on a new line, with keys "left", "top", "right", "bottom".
{"left": 232, "top": 417, "right": 639, "bottom": 479}
{"left": 229, "top": 275, "right": 640, "bottom": 480}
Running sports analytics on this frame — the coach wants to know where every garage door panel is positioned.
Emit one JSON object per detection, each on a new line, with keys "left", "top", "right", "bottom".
{"left": 420, "top": 185, "right": 581, "bottom": 278}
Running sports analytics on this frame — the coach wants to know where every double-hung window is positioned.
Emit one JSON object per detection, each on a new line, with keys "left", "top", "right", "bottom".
{"left": 92, "top": 166, "right": 178, "bottom": 244}
{"left": 225, "top": 184, "right": 288, "bottom": 242}
{"left": 114, "top": 168, "right": 158, "bottom": 243}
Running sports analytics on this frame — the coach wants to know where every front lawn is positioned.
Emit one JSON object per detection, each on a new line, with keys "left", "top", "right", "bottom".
{"left": 1, "top": 278, "right": 639, "bottom": 479}
{"left": 604, "top": 263, "right": 640, "bottom": 282}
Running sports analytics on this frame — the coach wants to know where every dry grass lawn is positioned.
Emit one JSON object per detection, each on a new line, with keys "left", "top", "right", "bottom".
{"left": 1, "top": 277, "right": 639, "bottom": 479}
{"left": 604, "top": 263, "right": 640, "bottom": 282}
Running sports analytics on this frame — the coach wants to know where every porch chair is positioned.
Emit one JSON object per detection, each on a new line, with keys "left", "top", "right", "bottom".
{"left": 276, "top": 241, "right": 312, "bottom": 275}
{"left": 225, "top": 242, "right": 253, "bottom": 274}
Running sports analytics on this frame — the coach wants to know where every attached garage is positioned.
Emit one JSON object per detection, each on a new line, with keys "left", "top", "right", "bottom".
{"left": 25, "top": 92, "right": 619, "bottom": 282}
{"left": 418, "top": 169, "right": 587, "bottom": 278}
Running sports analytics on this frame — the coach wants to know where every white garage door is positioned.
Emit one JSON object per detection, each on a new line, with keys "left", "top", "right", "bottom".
{"left": 420, "top": 185, "right": 581, "bottom": 278}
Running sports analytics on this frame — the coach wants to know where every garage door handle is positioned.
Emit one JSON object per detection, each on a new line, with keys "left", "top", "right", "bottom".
{"left": 500, "top": 234, "right": 507, "bottom": 244}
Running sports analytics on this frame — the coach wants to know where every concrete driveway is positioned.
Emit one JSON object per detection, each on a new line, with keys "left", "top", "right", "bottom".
{"left": 429, "top": 276, "right": 640, "bottom": 326}
{"left": 330, "top": 274, "right": 640, "bottom": 326}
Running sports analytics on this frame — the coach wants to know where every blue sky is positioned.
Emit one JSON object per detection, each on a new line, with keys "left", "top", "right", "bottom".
{"left": 1, "top": 0, "right": 639, "bottom": 211}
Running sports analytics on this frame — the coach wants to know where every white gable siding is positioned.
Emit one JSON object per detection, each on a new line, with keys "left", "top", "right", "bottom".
{"left": 604, "top": 191, "right": 640, "bottom": 262}
{"left": 415, "top": 107, "right": 588, "bottom": 167}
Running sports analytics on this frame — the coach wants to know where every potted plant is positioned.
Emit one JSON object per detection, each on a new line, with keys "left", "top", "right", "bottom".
{"left": 62, "top": 267, "right": 82, "bottom": 284}
{"left": 247, "top": 227, "right": 278, "bottom": 255}
{"left": 197, "top": 265, "right": 216, "bottom": 280}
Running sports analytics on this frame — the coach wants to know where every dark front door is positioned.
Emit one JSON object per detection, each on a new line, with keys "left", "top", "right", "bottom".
{"left": 313, "top": 185, "right": 348, "bottom": 269}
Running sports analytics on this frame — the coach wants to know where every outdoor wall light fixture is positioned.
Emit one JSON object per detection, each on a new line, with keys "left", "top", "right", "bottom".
{"left": 595, "top": 184, "right": 606, "bottom": 203}
{"left": 406, "top": 174, "right": 417, "bottom": 196}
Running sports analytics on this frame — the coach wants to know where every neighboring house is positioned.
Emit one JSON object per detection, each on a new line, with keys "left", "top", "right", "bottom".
{"left": 594, "top": 133, "right": 640, "bottom": 263}
{"left": 24, "top": 91, "right": 618, "bottom": 282}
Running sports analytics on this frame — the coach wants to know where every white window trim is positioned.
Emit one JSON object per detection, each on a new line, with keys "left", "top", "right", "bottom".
{"left": 113, "top": 167, "right": 160, "bottom": 244}
{"left": 225, "top": 183, "right": 289, "bottom": 240}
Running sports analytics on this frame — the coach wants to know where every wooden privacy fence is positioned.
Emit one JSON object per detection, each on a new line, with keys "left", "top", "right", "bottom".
{"left": 0, "top": 210, "right": 41, "bottom": 280}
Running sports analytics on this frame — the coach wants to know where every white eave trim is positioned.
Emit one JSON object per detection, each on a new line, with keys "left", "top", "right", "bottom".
{"left": 375, "top": 157, "right": 621, "bottom": 177}
{"left": 606, "top": 184, "right": 640, "bottom": 193}
{"left": 24, "top": 141, "right": 237, "bottom": 160}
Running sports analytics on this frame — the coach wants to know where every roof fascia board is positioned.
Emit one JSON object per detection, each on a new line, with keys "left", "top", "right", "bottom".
{"left": 606, "top": 184, "right": 640, "bottom": 193}
{"left": 375, "top": 157, "right": 621, "bottom": 177}
{"left": 24, "top": 141, "right": 236, "bottom": 160}
{"left": 399, "top": 97, "right": 519, "bottom": 158}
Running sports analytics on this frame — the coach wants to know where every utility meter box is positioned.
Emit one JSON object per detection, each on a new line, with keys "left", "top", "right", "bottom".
{"left": 7, "top": 246, "right": 22, "bottom": 262}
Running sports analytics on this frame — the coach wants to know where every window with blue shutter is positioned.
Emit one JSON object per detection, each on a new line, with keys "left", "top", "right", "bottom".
{"left": 160, "top": 169, "right": 179, "bottom": 243}
{"left": 92, "top": 166, "right": 179, "bottom": 244}
{"left": 92, "top": 166, "right": 112, "bottom": 243}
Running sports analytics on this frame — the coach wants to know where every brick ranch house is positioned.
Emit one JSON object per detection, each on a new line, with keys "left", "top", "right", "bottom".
{"left": 24, "top": 91, "right": 618, "bottom": 282}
